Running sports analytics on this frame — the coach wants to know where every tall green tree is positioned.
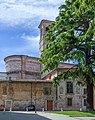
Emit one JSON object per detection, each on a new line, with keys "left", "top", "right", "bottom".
{"left": 40, "top": 0, "right": 95, "bottom": 111}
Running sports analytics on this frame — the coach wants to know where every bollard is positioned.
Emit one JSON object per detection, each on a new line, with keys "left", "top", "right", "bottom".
{"left": 26, "top": 108, "right": 28, "bottom": 112}
{"left": 61, "top": 108, "right": 63, "bottom": 111}
{"left": 10, "top": 108, "right": 12, "bottom": 111}
{"left": 80, "top": 108, "right": 82, "bottom": 111}
{"left": 42, "top": 108, "right": 44, "bottom": 112}
{"left": 3, "top": 108, "right": 5, "bottom": 112}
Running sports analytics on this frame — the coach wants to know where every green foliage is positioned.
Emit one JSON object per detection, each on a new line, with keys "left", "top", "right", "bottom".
{"left": 39, "top": 0, "right": 95, "bottom": 85}
{"left": 50, "top": 111, "right": 95, "bottom": 116}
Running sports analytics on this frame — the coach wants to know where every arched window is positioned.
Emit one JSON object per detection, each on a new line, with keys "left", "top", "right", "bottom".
{"left": 46, "top": 27, "right": 49, "bottom": 31}
{"left": 59, "top": 87, "right": 63, "bottom": 94}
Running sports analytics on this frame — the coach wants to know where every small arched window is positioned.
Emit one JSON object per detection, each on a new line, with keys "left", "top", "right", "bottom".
{"left": 59, "top": 87, "right": 63, "bottom": 94}
{"left": 46, "top": 27, "right": 49, "bottom": 31}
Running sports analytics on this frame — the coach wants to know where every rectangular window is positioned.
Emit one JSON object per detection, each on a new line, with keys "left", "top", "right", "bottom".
{"left": 67, "top": 82, "right": 73, "bottom": 93}
{"left": 83, "top": 88, "right": 87, "bottom": 94}
{"left": 67, "top": 98, "right": 72, "bottom": 106}
{"left": 43, "top": 87, "right": 51, "bottom": 95}
{"left": 84, "top": 99, "right": 86, "bottom": 106}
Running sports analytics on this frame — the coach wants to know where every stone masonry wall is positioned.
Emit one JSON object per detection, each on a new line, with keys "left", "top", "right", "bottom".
{"left": 0, "top": 81, "right": 56, "bottom": 111}
{"left": 57, "top": 80, "right": 83, "bottom": 110}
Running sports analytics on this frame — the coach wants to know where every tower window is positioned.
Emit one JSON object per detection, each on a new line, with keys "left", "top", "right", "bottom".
{"left": 46, "top": 27, "right": 49, "bottom": 31}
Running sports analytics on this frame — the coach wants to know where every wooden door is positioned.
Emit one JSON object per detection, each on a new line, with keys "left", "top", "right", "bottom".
{"left": 47, "top": 100, "right": 53, "bottom": 111}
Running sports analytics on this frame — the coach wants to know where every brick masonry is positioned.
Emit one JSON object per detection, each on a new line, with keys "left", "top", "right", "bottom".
{"left": 4, "top": 55, "right": 41, "bottom": 80}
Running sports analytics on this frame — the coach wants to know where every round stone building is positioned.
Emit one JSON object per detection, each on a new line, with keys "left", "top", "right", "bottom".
{"left": 4, "top": 55, "right": 41, "bottom": 80}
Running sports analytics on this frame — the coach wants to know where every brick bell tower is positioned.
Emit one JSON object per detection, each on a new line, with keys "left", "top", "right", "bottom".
{"left": 38, "top": 20, "right": 53, "bottom": 55}
{"left": 38, "top": 20, "right": 53, "bottom": 79}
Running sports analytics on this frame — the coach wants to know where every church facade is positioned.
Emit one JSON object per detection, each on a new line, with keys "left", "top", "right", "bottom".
{"left": 0, "top": 20, "right": 93, "bottom": 111}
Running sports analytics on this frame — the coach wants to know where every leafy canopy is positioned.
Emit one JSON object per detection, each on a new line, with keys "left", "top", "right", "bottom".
{"left": 40, "top": 0, "right": 95, "bottom": 84}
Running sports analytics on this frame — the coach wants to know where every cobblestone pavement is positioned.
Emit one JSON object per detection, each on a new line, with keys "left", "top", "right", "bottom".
{"left": 0, "top": 111, "right": 95, "bottom": 120}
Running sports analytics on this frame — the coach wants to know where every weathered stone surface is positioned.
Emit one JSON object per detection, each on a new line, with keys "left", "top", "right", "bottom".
{"left": 0, "top": 81, "right": 56, "bottom": 110}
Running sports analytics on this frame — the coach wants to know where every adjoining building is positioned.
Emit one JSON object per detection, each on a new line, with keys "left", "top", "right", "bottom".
{"left": 4, "top": 55, "right": 41, "bottom": 80}
{"left": 0, "top": 20, "right": 93, "bottom": 111}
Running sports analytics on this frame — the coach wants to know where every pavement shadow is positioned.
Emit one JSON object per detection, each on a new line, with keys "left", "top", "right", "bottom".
{"left": 0, "top": 112, "right": 52, "bottom": 120}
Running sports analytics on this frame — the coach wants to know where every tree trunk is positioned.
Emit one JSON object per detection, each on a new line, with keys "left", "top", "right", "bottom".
{"left": 86, "top": 78, "right": 93, "bottom": 111}
{"left": 85, "top": 43, "right": 93, "bottom": 111}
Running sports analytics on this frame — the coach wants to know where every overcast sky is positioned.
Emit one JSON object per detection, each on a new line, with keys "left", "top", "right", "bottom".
{"left": 0, "top": 0, "right": 64, "bottom": 72}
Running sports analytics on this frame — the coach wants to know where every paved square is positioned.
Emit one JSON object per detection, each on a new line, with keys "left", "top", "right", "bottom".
{"left": 0, "top": 112, "right": 51, "bottom": 120}
{"left": 0, "top": 111, "right": 95, "bottom": 120}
